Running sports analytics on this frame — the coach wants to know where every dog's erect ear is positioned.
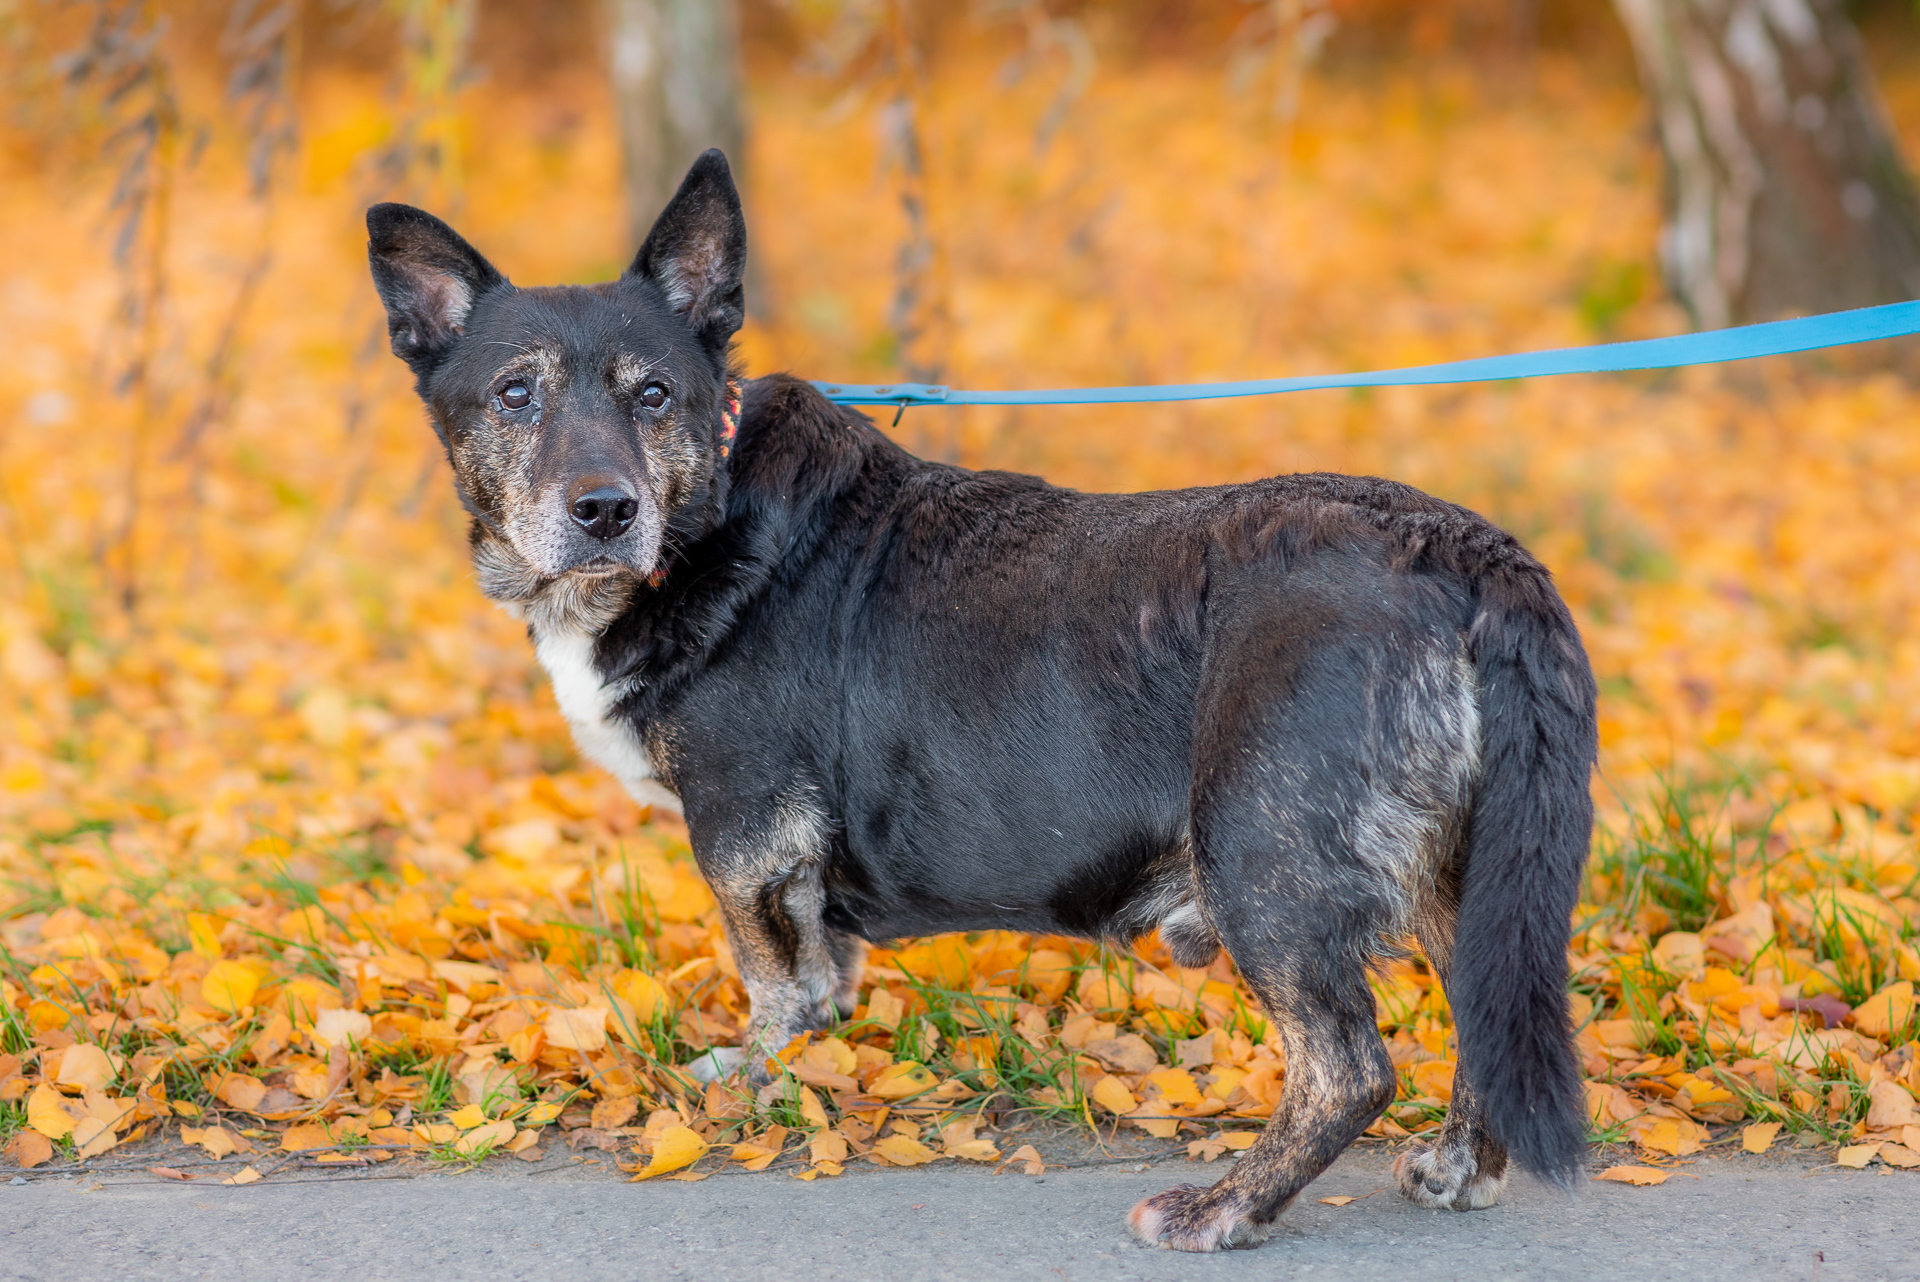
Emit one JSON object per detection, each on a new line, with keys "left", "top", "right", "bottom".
{"left": 366, "top": 203, "right": 509, "bottom": 379}
{"left": 625, "top": 149, "right": 747, "bottom": 352}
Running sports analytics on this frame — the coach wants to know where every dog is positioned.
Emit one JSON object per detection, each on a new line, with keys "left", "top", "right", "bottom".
{"left": 367, "top": 149, "right": 1596, "bottom": 1251}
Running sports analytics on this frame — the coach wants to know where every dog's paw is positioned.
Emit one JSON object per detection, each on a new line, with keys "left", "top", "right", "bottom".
{"left": 1393, "top": 1142, "right": 1506, "bottom": 1211}
{"left": 681, "top": 1047, "right": 749, "bottom": 1084}
{"left": 1128, "top": 1185, "right": 1273, "bottom": 1252}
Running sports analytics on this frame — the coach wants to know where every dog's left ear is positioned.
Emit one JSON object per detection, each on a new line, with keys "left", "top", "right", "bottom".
{"left": 367, "top": 203, "right": 509, "bottom": 381}
{"left": 626, "top": 148, "right": 747, "bottom": 353}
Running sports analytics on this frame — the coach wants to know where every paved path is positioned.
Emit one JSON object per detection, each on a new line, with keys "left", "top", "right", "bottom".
{"left": 6, "top": 1150, "right": 1917, "bottom": 1282}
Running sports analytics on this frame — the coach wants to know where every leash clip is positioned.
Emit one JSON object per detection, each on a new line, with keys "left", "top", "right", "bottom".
{"left": 809, "top": 381, "right": 951, "bottom": 425}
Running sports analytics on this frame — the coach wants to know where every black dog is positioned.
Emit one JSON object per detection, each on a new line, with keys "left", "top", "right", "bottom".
{"left": 368, "top": 149, "right": 1595, "bottom": 1251}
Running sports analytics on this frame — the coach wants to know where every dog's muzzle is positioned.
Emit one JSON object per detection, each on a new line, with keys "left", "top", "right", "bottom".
{"left": 508, "top": 478, "right": 662, "bottom": 580}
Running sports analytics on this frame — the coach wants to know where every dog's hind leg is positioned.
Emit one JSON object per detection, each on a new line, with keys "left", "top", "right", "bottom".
{"left": 1129, "top": 577, "right": 1478, "bottom": 1251}
{"left": 1129, "top": 744, "right": 1409, "bottom": 1245}
{"left": 1128, "top": 876, "right": 1400, "bottom": 1251}
{"left": 1394, "top": 879, "right": 1511, "bottom": 1210}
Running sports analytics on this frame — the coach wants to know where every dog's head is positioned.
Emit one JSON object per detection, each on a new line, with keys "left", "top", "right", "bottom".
{"left": 367, "top": 149, "right": 745, "bottom": 623}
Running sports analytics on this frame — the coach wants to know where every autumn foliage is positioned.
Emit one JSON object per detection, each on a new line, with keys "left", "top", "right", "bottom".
{"left": 0, "top": 2, "right": 1917, "bottom": 1184}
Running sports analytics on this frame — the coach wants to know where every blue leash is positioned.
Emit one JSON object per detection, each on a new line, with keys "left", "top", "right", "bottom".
{"left": 812, "top": 300, "right": 1920, "bottom": 414}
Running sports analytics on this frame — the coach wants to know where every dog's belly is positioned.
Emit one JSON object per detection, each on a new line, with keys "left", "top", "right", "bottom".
{"left": 533, "top": 625, "right": 682, "bottom": 815}
{"left": 820, "top": 811, "right": 1215, "bottom": 961}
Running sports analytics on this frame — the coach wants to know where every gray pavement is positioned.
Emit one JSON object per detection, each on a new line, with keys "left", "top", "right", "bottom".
{"left": 5, "top": 1149, "right": 1918, "bottom": 1282}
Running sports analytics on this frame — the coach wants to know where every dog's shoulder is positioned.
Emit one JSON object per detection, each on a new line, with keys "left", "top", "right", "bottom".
{"left": 733, "top": 373, "right": 898, "bottom": 494}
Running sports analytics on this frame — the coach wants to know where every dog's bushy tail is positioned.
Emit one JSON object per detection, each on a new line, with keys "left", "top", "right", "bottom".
{"left": 1453, "top": 557, "right": 1596, "bottom": 1189}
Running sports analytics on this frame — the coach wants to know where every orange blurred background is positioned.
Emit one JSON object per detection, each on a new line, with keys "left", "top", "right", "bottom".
{"left": 3, "top": 0, "right": 1919, "bottom": 878}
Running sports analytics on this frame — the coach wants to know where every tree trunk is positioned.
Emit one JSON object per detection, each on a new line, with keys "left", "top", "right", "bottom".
{"left": 1612, "top": 0, "right": 1920, "bottom": 327}
{"left": 604, "top": 0, "right": 743, "bottom": 249}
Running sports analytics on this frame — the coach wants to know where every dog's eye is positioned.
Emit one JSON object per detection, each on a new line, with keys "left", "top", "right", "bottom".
{"left": 499, "top": 382, "right": 532, "bottom": 411}
{"left": 639, "top": 383, "right": 668, "bottom": 411}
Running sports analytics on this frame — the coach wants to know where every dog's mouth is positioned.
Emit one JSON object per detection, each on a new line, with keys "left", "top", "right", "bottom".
{"left": 564, "top": 557, "right": 626, "bottom": 580}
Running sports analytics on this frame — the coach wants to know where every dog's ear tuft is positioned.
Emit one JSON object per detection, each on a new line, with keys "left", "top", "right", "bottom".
{"left": 625, "top": 149, "right": 747, "bottom": 352}
{"left": 366, "top": 203, "right": 508, "bottom": 378}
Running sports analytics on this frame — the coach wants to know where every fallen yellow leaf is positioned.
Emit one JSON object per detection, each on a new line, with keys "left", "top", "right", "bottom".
{"left": 1850, "top": 981, "right": 1914, "bottom": 1040}
{"left": 280, "top": 1123, "right": 332, "bottom": 1152}
{"left": 868, "top": 1061, "right": 937, "bottom": 1100}
{"left": 201, "top": 959, "right": 260, "bottom": 1015}
{"left": 523, "top": 1102, "right": 562, "bottom": 1125}
{"left": 1319, "top": 1195, "right": 1357, "bottom": 1205}
{"left": 1145, "top": 1068, "right": 1203, "bottom": 1107}
{"left": 1741, "top": 1122, "right": 1782, "bottom": 1154}
{"left": 630, "top": 1125, "right": 708, "bottom": 1180}
{"left": 871, "top": 1134, "right": 941, "bottom": 1166}
{"left": 453, "top": 1119, "right": 516, "bottom": 1156}
{"left": 5, "top": 1131, "right": 53, "bottom": 1168}
{"left": 186, "top": 913, "right": 224, "bottom": 961}
{"left": 181, "top": 1125, "right": 240, "bottom": 1159}
{"left": 54, "top": 1044, "right": 117, "bottom": 1093}
{"left": 610, "top": 969, "right": 666, "bottom": 1023}
{"left": 1018, "top": 950, "right": 1075, "bottom": 1004}
{"left": 544, "top": 1006, "right": 609, "bottom": 1053}
{"left": 310, "top": 1008, "right": 372, "bottom": 1052}
{"left": 1410, "top": 1059, "right": 1457, "bottom": 1103}
{"left": 1630, "top": 1116, "right": 1705, "bottom": 1158}
{"left": 591, "top": 1096, "right": 638, "bottom": 1130}
{"left": 1000, "top": 1144, "right": 1045, "bottom": 1176}
{"left": 431, "top": 961, "right": 503, "bottom": 994}
{"left": 1836, "top": 1143, "right": 1883, "bottom": 1169}
{"left": 448, "top": 1104, "right": 487, "bottom": 1130}
{"left": 27, "top": 1083, "right": 79, "bottom": 1140}
{"left": 732, "top": 1124, "right": 789, "bottom": 1171}
{"left": 1091, "top": 1074, "right": 1137, "bottom": 1115}
{"left": 1865, "top": 1080, "right": 1918, "bottom": 1130}
{"left": 210, "top": 1072, "right": 267, "bottom": 1113}
{"left": 945, "top": 1138, "right": 1001, "bottom": 1162}
{"left": 1595, "top": 1165, "right": 1671, "bottom": 1186}
{"left": 220, "top": 1166, "right": 262, "bottom": 1186}
{"left": 865, "top": 987, "right": 905, "bottom": 1030}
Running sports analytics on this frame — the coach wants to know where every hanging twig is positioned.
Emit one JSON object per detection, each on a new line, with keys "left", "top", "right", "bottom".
{"left": 171, "top": 0, "right": 299, "bottom": 474}
{"left": 882, "top": 0, "right": 951, "bottom": 396}
{"left": 56, "top": 0, "right": 184, "bottom": 618}
{"left": 989, "top": 0, "right": 1094, "bottom": 157}
{"left": 295, "top": 0, "right": 476, "bottom": 576}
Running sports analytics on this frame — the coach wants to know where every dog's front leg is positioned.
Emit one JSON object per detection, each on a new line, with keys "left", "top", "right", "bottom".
{"left": 691, "top": 800, "right": 849, "bottom": 1085}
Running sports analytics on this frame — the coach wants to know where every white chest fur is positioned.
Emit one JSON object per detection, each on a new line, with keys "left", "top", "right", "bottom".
{"left": 532, "top": 626, "right": 682, "bottom": 815}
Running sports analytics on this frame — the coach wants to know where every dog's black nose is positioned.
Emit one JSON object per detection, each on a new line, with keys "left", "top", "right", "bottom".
{"left": 568, "top": 484, "right": 639, "bottom": 540}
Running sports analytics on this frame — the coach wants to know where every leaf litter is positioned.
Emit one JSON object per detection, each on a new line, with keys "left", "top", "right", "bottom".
{"left": 0, "top": 1, "right": 1917, "bottom": 1201}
